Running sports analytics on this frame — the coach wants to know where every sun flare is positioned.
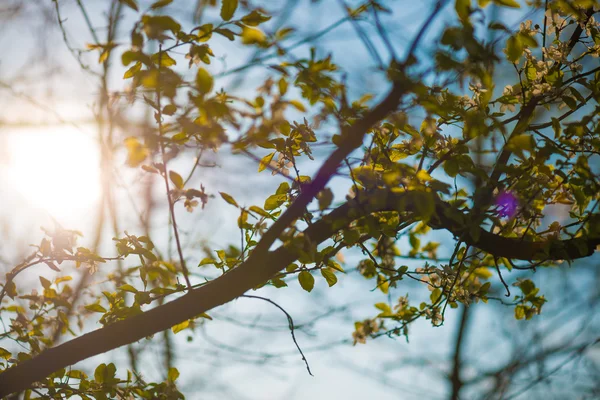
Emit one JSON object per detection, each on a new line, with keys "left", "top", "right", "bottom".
{"left": 6, "top": 126, "right": 101, "bottom": 220}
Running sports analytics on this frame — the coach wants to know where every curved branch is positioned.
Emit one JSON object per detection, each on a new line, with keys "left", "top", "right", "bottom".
{"left": 1, "top": 190, "right": 598, "bottom": 396}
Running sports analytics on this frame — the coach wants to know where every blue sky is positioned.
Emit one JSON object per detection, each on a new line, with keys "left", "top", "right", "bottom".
{"left": 0, "top": 1, "right": 599, "bottom": 399}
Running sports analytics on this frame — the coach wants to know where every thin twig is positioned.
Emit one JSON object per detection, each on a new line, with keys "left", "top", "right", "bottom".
{"left": 241, "top": 294, "right": 313, "bottom": 376}
{"left": 156, "top": 44, "right": 192, "bottom": 289}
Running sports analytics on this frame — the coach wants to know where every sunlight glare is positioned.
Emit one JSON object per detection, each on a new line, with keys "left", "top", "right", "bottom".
{"left": 6, "top": 126, "right": 101, "bottom": 220}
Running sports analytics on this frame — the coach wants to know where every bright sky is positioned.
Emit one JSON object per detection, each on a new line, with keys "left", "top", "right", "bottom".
{"left": 3, "top": 125, "right": 101, "bottom": 221}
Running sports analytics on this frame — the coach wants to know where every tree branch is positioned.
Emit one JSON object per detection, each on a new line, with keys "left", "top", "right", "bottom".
{"left": 1, "top": 189, "right": 598, "bottom": 395}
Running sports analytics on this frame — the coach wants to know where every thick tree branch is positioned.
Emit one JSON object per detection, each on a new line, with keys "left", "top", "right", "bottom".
{"left": 1, "top": 189, "right": 598, "bottom": 396}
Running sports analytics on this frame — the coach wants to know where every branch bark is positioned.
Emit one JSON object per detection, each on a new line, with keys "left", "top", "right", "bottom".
{"left": 0, "top": 190, "right": 598, "bottom": 396}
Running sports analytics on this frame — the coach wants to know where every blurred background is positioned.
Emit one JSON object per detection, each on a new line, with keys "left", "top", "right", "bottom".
{"left": 0, "top": 0, "right": 599, "bottom": 399}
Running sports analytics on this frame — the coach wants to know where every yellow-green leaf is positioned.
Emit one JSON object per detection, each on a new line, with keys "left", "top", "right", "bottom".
{"left": 258, "top": 152, "right": 275, "bottom": 172}
{"left": 55, "top": 276, "right": 72, "bottom": 284}
{"left": 40, "top": 238, "right": 51, "bottom": 256}
{"left": 196, "top": 68, "right": 214, "bottom": 94}
{"left": 241, "top": 26, "right": 266, "bottom": 46}
{"left": 298, "top": 270, "right": 315, "bottom": 292}
{"left": 199, "top": 257, "right": 216, "bottom": 266}
{"left": 124, "top": 137, "right": 148, "bottom": 167}
{"left": 321, "top": 268, "right": 337, "bottom": 287}
{"left": 455, "top": 0, "right": 470, "bottom": 21}
{"left": 507, "top": 134, "right": 533, "bottom": 153}
{"left": 241, "top": 10, "right": 271, "bottom": 26}
{"left": 515, "top": 305, "right": 525, "bottom": 320}
{"left": 505, "top": 35, "right": 523, "bottom": 63}
{"left": 123, "top": 62, "right": 142, "bottom": 79}
{"left": 249, "top": 205, "right": 272, "bottom": 219}
{"left": 264, "top": 193, "right": 287, "bottom": 210}
{"left": 219, "top": 192, "right": 239, "bottom": 207}
{"left": 66, "top": 370, "right": 88, "bottom": 379}
{"left": 0, "top": 347, "right": 11, "bottom": 360}
{"left": 162, "top": 104, "right": 177, "bottom": 115}
{"left": 493, "top": 0, "right": 520, "bottom": 7}
{"left": 85, "top": 303, "right": 107, "bottom": 313}
{"left": 220, "top": 0, "right": 238, "bottom": 21}
{"left": 151, "top": 0, "right": 173, "bottom": 10}
{"left": 171, "top": 320, "right": 190, "bottom": 334}
{"left": 118, "top": 284, "right": 138, "bottom": 293}
{"left": 151, "top": 52, "right": 177, "bottom": 67}
{"left": 169, "top": 171, "right": 184, "bottom": 189}
{"left": 167, "top": 367, "right": 180, "bottom": 382}
{"left": 40, "top": 276, "right": 51, "bottom": 290}
{"left": 119, "top": 0, "right": 139, "bottom": 11}
{"left": 288, "top": 99, "right": 306, "bottom": 112}
{"left": 199, "top": 312, "right": 212, "bottom": 320}
{"left": 317, "top": 188, "right": 333, "bottom": 210}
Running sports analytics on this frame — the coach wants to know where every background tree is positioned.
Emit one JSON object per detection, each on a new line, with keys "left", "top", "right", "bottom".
{"left": 0, "top": 0, "right": 599, "bottom": 398}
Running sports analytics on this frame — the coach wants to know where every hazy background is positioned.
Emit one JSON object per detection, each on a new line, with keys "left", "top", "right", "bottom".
{"left": 0, "top": 1, "right": 599, "bottom": 399}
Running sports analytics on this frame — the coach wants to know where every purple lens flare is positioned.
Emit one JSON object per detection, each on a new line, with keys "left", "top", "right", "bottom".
{"left": 496, "top": 190, "right": 519, "bottom": 218}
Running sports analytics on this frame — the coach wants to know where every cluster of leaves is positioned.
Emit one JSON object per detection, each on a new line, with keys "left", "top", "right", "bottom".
{"left": 1, "top": 0, "right": 600, "bottom": 398}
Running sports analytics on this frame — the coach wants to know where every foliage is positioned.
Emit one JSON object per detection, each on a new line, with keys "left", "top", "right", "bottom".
{"left": 1, "top": 0, "right": 600, "bottom": 397}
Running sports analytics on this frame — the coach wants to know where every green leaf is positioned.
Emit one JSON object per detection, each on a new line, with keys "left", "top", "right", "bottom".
{"left": 443, "top": 158, "right": 459, "bottom": 177}
{"left": 507, "top": 134, "right": 533, "bottom": 154}
{"left": 66, "top": 370, "right": 87, "bottom": 379}
{"left": 264, "top": 193, "right": 287, "bottom": 210}
{"left": 94, "top": 364, "right": 107, "bottom": 383}
{"left": 123, "top": 61, "right": 141, "bottom": 79}
{"left": 85, "top": 303, "right": 107, "bottom": 313}
{"left": 141, "top": 15, "right": 181, "bottom": 35}
{"left": 219, "top": 192, "right": 239, "bottom": 207}
{"left": 298, "top": 270, "right": 315, "bottom": 292}
{"left": 561, "top": 95, "right": 577, "bottom": 110}
{"left": 151, "top": 52, "right": 177, "bottom": 67}
{"left": 4, "top": 281, "right": 16, "bottom": 299}
{"left": 55, "top": 276, "right": 72, "bottom": 284}
{"left": 169, "top": 171, "right": 184, "bottom": 189}
{"left": 493, "top": 0, "right": 520, "bottom": 7}
{"left": 455, "top": 0, "right": 470, "bottom": 22}
{"left": 198, "top": 257, "right": 216, "bottom": 266}
{"left": 276, "top": 181, "right": 290, "bottom": 194}
{"left": 118, "top": 284, "right": 138, "bottom": 293}
{"left": 119, "top": 0, "right": 139, "bottom": 11}
{"left": 220, "top": 0, "right": 238, "bottom": 21}
{"left": 515, "top": 305, "right": 525, "bottom": 320}
{"left": 162, "top": 104, "right": 177, "bottom": 115}
{"left": 271, "top": 278, "right": 288, "bottom": 288}
{"left": 0, "top": 347, "right": 11, "bottom": 360}
{"left": 151, "top": 0, "right": 173, "bottom": 10}
{"left": 505, "top": 35, "right": 523, "bottom": 63}
{"left": 199, "top": 312, "right": 213, "bottom": 320}
{"left": 241, "top": 10, "right": 272, "bottom": 26}
{"left": 39, "top": 276, "right": 51, "bottom": 290}
{"left": 249, "top": 205, "right": 272, "bottom": 219}
{"left": 167, "top": 367, "right": 180, "bottom": 382}
{"left": 317, "top": 188, "right": 333, "bottom": 210}
{"left": 215, "top": 28, "right": 236, "bottom": 41}
{"left": 196, "top": 68, "right": 214, "bottom": 94}
{"left": 320, "top": 268, "right": 337, "bottom": 287}
{"left": 375, "top": 302, "right": 391, "bottom": 314}
{"left": 258, "top": 152, "right": 275, "bottom": 172}
{"left": 288, "top": 99, "right": 306, "bottom": 112}
{"left": 124, "top": 137, "right": 149, "bottom": 167}
{"left": 430, "top": 288, "right": 442, "bottom": 303}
